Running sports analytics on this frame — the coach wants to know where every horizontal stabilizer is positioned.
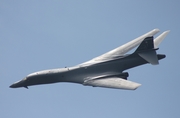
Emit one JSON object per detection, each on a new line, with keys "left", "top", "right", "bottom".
{"left": 83, "top": 77, "right": 141, "bottom": 90}
{"left": 138, "top": 50, "right": 159, "bottom": 65}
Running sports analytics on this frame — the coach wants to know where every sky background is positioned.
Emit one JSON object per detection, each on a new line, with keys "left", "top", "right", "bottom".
{"left": 1, "top": 0, "right": 180, "bottom": 118}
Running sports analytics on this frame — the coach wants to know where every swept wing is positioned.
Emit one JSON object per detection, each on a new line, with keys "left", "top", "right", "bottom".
{"left": 84, "top": 76, "right": 141, "bottom": 90}
{"left": 81, "top": 29, "right": 160, "bottom": 66}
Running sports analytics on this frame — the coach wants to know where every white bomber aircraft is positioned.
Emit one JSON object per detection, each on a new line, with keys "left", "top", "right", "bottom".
{"left": 10, "top": 29, "right": 169, "bottom": 90}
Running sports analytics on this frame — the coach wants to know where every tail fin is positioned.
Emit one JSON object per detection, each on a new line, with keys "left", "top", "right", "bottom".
{"left": 135, "top": 37, "right": 155, "bottom": 52}
{"left": 135, "top": 37, "right": 159, "bottom": 65}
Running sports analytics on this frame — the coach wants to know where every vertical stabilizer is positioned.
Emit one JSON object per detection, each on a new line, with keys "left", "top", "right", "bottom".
{"left": 135, "top": 37, "right": 159, "bottom": 65}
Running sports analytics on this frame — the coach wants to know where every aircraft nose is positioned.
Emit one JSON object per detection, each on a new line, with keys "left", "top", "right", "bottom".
{"left": 9, "top": 78, "right": 28, "bottom": 88}
{"left": 9, "top": 83, "right": 16, "bottom": 88}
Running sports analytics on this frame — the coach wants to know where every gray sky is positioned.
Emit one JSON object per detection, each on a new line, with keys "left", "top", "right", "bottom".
{"left": 1, "top": 1, "right": 179, "bottom": 118}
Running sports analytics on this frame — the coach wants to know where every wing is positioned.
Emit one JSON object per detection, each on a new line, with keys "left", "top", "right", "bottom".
{"left": 83, "top": 77, "right": 141, "bottom": 90}
{"left": 80, "top": 29, "right": 160, "bottom": 66}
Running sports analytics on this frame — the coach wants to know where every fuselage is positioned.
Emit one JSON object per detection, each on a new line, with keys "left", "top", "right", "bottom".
{"left": 9, "top": 53, "right": 165, "bottom": 88}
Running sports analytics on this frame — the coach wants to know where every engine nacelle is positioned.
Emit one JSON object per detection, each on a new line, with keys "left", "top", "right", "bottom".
{"left": 118, "top": 72, "right": 129, "bottom": 79}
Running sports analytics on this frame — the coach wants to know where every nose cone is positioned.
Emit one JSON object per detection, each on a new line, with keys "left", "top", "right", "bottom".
{"left": 9, "top": 78, "right": 28, "bottom": 89}
{"left": 9, "top": 83, "right": 17, "bottom": 88}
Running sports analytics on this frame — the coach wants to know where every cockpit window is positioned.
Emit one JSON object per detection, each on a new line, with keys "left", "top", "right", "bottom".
{"left": 23, "top": 77, "right": 27, "bottom": 81}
